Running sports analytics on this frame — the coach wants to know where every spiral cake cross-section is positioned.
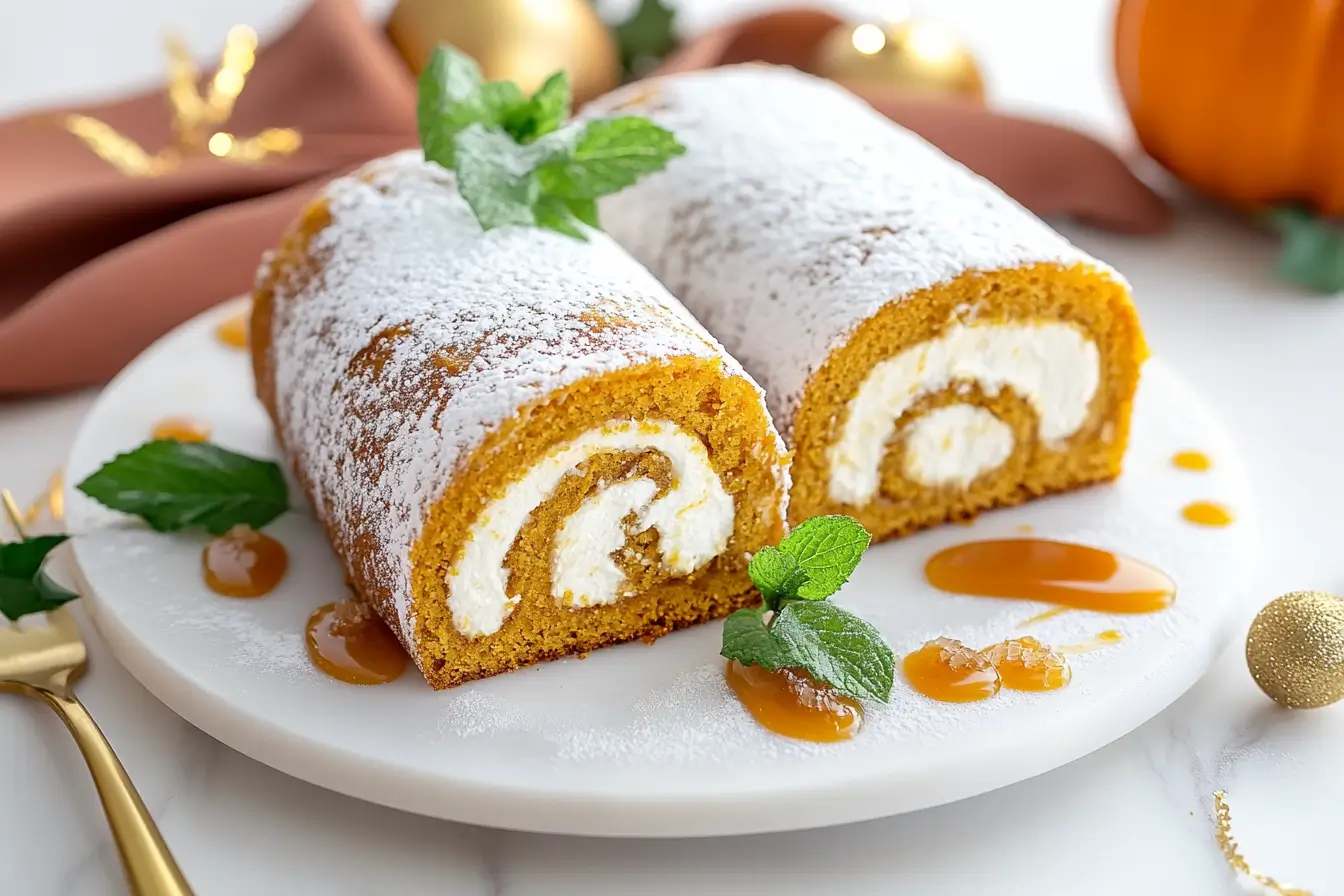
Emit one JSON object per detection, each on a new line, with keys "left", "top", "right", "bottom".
{"left": 251, "top": 152, "right": 789, "bottom": 689}
{"left": 593, "top": 66, "right": 1147, "bottom": 542}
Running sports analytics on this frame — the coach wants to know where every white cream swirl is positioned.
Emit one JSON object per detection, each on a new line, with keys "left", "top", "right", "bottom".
{"left": 828, "top": 321, "right": 1100, "bottom": 503}
{"left": 447, "top": 420, "right": 733, "bottom": 637}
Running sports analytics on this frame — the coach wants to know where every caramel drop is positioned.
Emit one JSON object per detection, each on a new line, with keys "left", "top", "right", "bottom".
{"left": 215, "top": 312, "right": 248, "bottom": 349}
{"left": 202, "top": 525, "right": 287, "bottom": 598}
{"left": 1171, "top": 450, "right": 1212, "bottom": 471}
{"left": 151, "top": 416, "right": 211, "bottom": 443}
{"left": 902, "top": 638, "right": 1001, "bottom": 703}
{"left": 306, "top": 599, "right": 408, "bottom": 685}
{"left": 981, "top": 637, "right": 1071, "bottom": 692}
{"left": 725, "top": 660, "right": 863, "bottom": 742}
{"left": 1182, "top": 501, "right": 1234, "bottom": 527}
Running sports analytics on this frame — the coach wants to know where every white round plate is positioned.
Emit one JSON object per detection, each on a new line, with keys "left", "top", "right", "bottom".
{"left": 66, "top": 300, "right": 1258, "bottom": 837}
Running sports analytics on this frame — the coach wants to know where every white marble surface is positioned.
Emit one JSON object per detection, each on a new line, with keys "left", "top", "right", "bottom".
{"left": 1, "top": 0, "right": 1341, "bottom": 893}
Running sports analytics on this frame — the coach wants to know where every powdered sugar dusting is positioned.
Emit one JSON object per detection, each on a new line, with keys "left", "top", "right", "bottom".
{"left": 592, "top": 66, "right": 1126, "bottom": 436}
{"left": 258, "top": 151, "right": 780, "bottom": 654}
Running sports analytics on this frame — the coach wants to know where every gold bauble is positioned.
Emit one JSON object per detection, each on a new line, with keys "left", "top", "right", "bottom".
{"left": 387, "top": 0, "right": 620, "bottom": 106}
{"left": 1246, "top": 590, "right": 1344, "bottom": 709}
{"left": 813, "top": 18, "right": 984, "bottom": 102}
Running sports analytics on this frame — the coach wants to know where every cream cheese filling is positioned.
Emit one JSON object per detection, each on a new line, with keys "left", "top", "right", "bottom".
{"left": 447, "top": 420, "right": 733, "bottom": 637}
{"left": 828, "top": 321, "right": 1100, "bottom": 504}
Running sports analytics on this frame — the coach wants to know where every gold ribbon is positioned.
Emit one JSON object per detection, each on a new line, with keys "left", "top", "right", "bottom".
{"left": 64, "top": 26, "right": 301, "bottom": 177}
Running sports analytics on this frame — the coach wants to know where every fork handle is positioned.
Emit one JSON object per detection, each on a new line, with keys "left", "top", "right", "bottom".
{"left": 36, "top": 688, "right": 195, "bottom": 896}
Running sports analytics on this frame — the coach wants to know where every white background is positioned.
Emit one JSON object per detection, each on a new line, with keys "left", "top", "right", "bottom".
{"left": 3, "top": 0, "right": 1344, "bottom": 893}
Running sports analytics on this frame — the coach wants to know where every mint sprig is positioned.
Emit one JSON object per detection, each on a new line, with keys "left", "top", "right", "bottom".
{"left": 417, "top": 45, "right": 684, "bottom": 239}
{"left": 0, "top": 534, "right": 78, "bottom": 622}
{"left": 723, "top": 515, "right": 894, "bottom": 703}
{"left": 76, "top": 440, "right": 289, "bottom": 535}
{"left": 1267, "top": 206, "right": 1344, "bottom": 295}
{"left": 610, "top": 0, "right": 679, "bottom": 79}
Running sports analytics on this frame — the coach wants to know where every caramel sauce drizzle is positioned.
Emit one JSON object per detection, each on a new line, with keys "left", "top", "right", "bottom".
{"left": 725, "top": 660, "right": 863, "bottom": 742}
{"left": 202, "top": 525, "right": 287, "bottom": 598}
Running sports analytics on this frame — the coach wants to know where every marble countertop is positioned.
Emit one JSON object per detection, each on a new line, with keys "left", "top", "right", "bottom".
{"left": 3, "top": 0, "right": 1343, "bottom": 893}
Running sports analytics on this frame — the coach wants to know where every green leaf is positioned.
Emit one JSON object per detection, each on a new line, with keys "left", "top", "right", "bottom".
{"left": 414, "top": 45, "right": 683, "bottom": 239}
{"left": 747, "top": 545, "right": 805, "bottom": 611}
{"left": 454, "top": 124, "right": 541, "bottom": 230}
{"left": 1268, "top": 206, "right": 1344, "bottom": 295}
{"left": 777, "top": 515, "right": 871, "bottom": 600}
{"left": 769, "top": 601, "right": 894, "bottom": 703}
{"left": 506, "top": 71, "right": 571, "bottom": 144}
{"left": 76, "top": 440, "right": 289, "bottom": 535}
{"left": 611, "top": 0, "right": 679, "bottom": 79}
{"left": 0, "top": 535, "right": 78, "bottom": 622}
{"left": 418, "top": 46, "right": 528, "bottom": 168}
{"left": 534, "top": 195, "right": 588, "bottom": 240}
{"left": 418, "top": 45, "right": 483, "bottom": 168}
{"left": 536, "top": 117, "right": 685, "bottom": 200}
{"left": 720, "top": 608, "right": 790, "bottom": 670}
{"left": 566, "top": 196, "right": 600, "bottom": 228}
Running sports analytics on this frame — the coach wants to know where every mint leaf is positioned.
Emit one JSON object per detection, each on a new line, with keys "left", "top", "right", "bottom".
{"left": 566, "top": 197, "right": 599, "bottom": 228}
{"left": 778, "top": 515, "right": 871, "bottom": 600}
{"left": 1268, "top": 206, "right": 1344, "bottom": 295}
{"left": 76, "top": 440, "right": 289, "bottom": 535}
{"left": 455, "top": 124, "right": 541, "bottom": 230}
{"left": 534, "top": 195, "right": 588, "bottom": 239}
{"left": 418, "top": 46, "right": 483, "bottom": 168}
{"left": 0, "top": 535, "right": 78, "bottom": 622}
{"left": 769, "top": 601, "right": 894, "bottom": 702}
{"left": 720, "top": 608, "right": 790, "bottom": 670}
{"left": 537, "top": 117, "right": 684, "bottom": 200}
{"left": 418, "top": 46, "right": 528, "bottom": 168}
{"left": 747, "top": 545, "right": 805, "bottom": 611}
{"left": 414, "top": 47, "right": 684, "bottom": 239}
{"left": 611, "top": 0, "right": 679, "bottom": 79}
{"left": 506, "top": 71, "right": 571, "bottom": 144}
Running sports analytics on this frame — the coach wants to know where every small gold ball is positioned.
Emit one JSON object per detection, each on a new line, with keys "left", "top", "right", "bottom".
{"left": 386, "top": 0, "right": 620, "bottom": 106}
{"left": 813, "top": 18, "right": 985, "bottom": 102}
{"left": 1246, "top": 590, "right": 1344, "bottom": 709}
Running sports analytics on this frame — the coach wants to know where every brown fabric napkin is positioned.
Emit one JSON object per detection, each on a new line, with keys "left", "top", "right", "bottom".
{"left": 0, "top": 2, "right": 1169, "bottom": 396}
{"left": 655, "top": 8, "right": 1172, "bottom": 236}
{"left": 0, "top": 0, "right": 417, "bottom": 395}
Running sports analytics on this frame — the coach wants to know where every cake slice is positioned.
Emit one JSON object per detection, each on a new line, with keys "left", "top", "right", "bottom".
{"left": 591, "top": 66, "right": 1147, "bottom": 542}
{"left": 252, "top": 152, "right": 789, "bottom": 688}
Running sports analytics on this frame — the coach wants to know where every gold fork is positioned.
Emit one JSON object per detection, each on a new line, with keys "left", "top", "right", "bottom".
{"left": 1, "top": 490, "right": 194, "bottom": 896}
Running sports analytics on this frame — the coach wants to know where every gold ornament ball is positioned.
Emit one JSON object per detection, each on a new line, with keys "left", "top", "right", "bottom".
{"left": 813, "top": 18, "right": 984, "bottom": 102}
{"left": 1246, "top": 590, "right": 1344, "bottom": 709}
{"left": 387, "top": 0, "right": 620, "bottom": 106}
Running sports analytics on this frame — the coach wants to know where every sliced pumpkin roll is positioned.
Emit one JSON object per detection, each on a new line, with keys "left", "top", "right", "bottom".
{"left": 592, "top": 66, "right": 1147, "bottom": 542}
{"left": 252, "top": 151, "right": 788, "bottom": 689}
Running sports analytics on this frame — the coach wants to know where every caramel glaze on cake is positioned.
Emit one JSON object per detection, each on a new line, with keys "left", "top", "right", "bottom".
{"left": 252, "top": 152, "right": 788, "bottom": 689}
{"left": 592, "top": 66, "right": 1147, "bottom": 542}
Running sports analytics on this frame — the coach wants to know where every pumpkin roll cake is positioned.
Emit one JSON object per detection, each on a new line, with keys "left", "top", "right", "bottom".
{"left": 251, "top": 151, "right": 788, "bottom": 689}
{"left": 592, "top": 66, "right": 1147, "bottom": 542}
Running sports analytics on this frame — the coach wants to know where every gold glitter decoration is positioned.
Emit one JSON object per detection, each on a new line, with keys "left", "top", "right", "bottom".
{"left": 1246, "top": 590, "right": 1344, "bottom": 708}
{"left": 63, "top": 26, "right": 301, "bottom": 177}
{"left": 1213, "top": 791, "right": 1312, "bottom": 895}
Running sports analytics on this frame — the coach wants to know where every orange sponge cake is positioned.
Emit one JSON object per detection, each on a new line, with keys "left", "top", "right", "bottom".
{"left": 252, "top": 152, "right": 789, "bottom": 689}
{"left": 592, "top": 66, "right": 1147, "bottom": 542}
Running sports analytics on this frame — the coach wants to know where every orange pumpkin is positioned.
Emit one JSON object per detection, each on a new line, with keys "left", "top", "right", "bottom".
{"left": 1115, "top": 0, "right": 1344, "bottom": 215}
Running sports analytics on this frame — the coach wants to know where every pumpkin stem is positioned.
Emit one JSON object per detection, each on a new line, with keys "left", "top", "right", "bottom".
{"left": 1266, "top": 206, "right": 1344, "bottom": 296}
